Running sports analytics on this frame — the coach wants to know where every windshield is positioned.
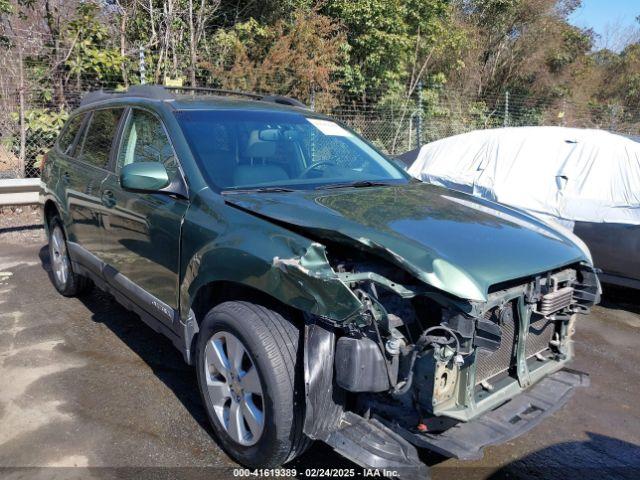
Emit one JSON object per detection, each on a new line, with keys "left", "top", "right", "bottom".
{"left": 175, "top": 109, "right": 408, "bottom": 191}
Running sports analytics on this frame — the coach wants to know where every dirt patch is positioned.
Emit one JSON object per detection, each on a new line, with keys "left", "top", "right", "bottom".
{"left": 0, "top": 145, "right": 19, "bottom": 176}
{"left": 0, "top": 205, "right": 44, "bottom": 245}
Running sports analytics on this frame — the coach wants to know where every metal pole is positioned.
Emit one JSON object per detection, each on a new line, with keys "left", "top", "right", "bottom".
{"left": 504, "top": 91, "right": 510, "bottom": 127}
{"left": 310, "top": 85, "right": 315, "bottom": 112}
{"left": 416, "top": 80, "right": 423, "bottom": 149}
{"left": 18, "top": 48, "right": 26, "bottom": 178}
{"left": 139, "top": 46, "right": 146, "bottom": 85}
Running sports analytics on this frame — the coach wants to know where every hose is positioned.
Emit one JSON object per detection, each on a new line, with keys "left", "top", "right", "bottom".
{"left": 391, "top": 348, "right": 418, "bottom": 396}
{"left": 418, "top": 325, "right": 461, "bottom": 354}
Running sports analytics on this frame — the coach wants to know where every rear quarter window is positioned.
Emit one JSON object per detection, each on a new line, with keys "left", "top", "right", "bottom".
{"left": 57, "top": 114, "right": 86, "bottom": 156}
{"left": 77, "top": 108, "right": 125, "bottom": 169}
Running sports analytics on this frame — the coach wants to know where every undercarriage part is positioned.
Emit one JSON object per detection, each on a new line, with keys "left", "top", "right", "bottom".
{"left": 324, "top": 412, "right": 430, "bottom": 480}
{"left": 335, "top": 336, "right": 390, "bottom": 392}
{"left": 304, "top": 322, "right": 430, "bottom": 479}
{"left": 387, "top": 368, "right": 589, "bottom": 460}
{"left": 303, "top": 320, "right": 346, "bottom": 439}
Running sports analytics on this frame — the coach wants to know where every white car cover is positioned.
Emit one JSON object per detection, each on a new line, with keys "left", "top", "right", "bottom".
{"left": 408, "top": 126, "right": 640, "bottom": 229}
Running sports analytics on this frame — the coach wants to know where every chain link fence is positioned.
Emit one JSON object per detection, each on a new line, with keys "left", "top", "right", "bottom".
{"left": 2, "top": 83, "right": 640, "bottom": 179}
{"left": 3, "top": 86, "right": 640, "bottom": 179}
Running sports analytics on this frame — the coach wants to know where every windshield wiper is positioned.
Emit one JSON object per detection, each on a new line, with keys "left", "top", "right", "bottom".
{"left": 222, "top": 187, "right": 295, "bottom": 194}
{"left": 316, "top": 180, "right": 394, "bottom": 190}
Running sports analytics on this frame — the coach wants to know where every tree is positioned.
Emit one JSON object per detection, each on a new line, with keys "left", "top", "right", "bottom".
{"left": 64, "top": 2, "right": 123, "bottom": 89}
{"left": 203, "top": 9, "right": 346, "bottom": 106}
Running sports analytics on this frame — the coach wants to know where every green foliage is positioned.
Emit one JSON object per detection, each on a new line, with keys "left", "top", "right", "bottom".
{"left": 64, "top": 2, "right": 123, "bottom": 81}
{"left": 6, "top": 109, "right": 68, "bottom": 172}
{"left": 547, "top": 25, "right": 592, "bottom": 73}
{"left": 2, "top": 0, "right": 640, "bottom": 158}
{"left": 0, "top": 0, "right": 12, "bottom": 14}
{"left": 204, "top": 11, "right": 346, "bottom": 105}
{"left": 319, "top": 0, "right": 459, "bottom": 96}
{"left": 217, "top": 0, "right": 313, "bottom": 25}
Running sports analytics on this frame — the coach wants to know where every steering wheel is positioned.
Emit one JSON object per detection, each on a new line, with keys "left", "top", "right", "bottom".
{"left": 300, "top": 161, "right": 337, "bottom": 178}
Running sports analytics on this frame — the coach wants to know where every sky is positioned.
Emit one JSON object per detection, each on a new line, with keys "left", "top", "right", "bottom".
{"left": 569, "top": 0, "right": 639, "bottom": 51}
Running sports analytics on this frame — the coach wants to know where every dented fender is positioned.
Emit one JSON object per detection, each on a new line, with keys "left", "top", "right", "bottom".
{"left": 179, "top": 195, "right": 363, "bottom": 322}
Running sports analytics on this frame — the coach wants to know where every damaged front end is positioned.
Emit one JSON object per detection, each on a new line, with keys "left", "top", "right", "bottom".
{"left": 301, "top": 245, "right": 600, "bottom": 478}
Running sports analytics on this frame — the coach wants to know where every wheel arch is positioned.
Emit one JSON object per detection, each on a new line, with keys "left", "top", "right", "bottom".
{"left": 183, "top": 280, "right": 306, "bottom": 365}
{"left": 43, "top": 199, "right": 60, "bottom": 234}
{"left": 191, "top": 280, "right": 305, "bottom": 328}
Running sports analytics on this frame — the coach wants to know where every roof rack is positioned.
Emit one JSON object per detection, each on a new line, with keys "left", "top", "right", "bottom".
{"left": 80, "top": 85, "right": 307, "bottom": 108}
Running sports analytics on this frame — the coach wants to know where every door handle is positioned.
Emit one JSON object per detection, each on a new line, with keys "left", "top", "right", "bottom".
{"left": 101, "top": 189, "right": 116, "bottom": 208}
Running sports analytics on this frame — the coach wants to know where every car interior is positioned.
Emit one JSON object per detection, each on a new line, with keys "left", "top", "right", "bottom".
{"left": 181, "top": 115, "right": 400, "bottom": 190}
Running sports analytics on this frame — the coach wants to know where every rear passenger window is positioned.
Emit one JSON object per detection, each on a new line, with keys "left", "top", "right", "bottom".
{"left": 117, "top": 109, "right": 179, "bottom": 180}
{"left": 57, "top": 114, "right": 85, "bottom": 156}
{"left": 78, "top": 108, "right": 124, "bottom": 168}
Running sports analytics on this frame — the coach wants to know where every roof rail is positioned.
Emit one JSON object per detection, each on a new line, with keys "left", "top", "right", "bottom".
{"left": 164, "top": 86, "right": 307, "bottom": 108}
{"left": 79, "top": 90, "right": 121, "bottom": 106}
{"left": 80, "top": 85, "right": 307, "bottom": 108}
{"left": 79, "top": 85, "right": 172, "bottom": 106}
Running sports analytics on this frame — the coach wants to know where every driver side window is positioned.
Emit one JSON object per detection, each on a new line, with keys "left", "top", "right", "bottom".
{"left": 117, "top": 109, "right": 178, "bottom": 180}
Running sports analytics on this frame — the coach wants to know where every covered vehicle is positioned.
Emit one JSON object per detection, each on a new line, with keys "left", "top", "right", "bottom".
{"left": 409, "top": 126, "right": 640, "bottom": 289}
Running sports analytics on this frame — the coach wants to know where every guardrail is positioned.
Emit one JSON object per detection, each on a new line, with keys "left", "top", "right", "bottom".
{"left": 0, "top": 178, "right": 41, "bottom": 206}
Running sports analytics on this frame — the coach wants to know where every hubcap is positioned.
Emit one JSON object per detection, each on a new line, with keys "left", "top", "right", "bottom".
{"left": 203, "top": 331, "right": 265, "bottom": 446}
{"left": 50, "top": 226, "right": 69, "bottom": 287}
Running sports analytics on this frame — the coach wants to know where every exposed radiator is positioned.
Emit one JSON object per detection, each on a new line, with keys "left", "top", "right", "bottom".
{"left": 475, "top": 303, "right": 517, "bottom": 385}
{"left": 526, "top": 314, "right": 555, "bottom": 357}
{"left": 475, "top": 302, "right": 557, "bottom": 385}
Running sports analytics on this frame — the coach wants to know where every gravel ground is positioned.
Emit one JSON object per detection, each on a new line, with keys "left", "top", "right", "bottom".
{"left": 0, "top": 206, "right": 45, "bottom": 244}
{"left": 0, "top": 208, "right": 639, "bottom": 480}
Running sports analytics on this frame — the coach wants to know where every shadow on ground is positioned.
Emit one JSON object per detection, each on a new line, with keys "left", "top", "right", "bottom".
{"left": 485, "top": 432, "right": 640, "bottom": 480}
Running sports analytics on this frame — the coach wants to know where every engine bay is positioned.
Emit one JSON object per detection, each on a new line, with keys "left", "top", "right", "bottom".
{"left": 323, "top": 246, "right": 600, "bottom": 435}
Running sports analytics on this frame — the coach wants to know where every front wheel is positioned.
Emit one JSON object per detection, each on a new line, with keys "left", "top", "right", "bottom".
{"left": 196, "top": 301, "right": 310, "bottom": 467}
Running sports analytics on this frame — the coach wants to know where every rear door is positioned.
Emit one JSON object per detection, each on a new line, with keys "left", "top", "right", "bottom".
{"left": 49, "top": 112, "right": 87, "bottom": 210}
{"left": 100, "top": 107, "right": 188, "bottom": 325}
{"left": 64, "top": 108, "right": 125, "bottom": 267}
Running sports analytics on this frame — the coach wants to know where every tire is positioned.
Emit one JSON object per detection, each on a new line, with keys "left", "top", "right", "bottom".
{"left": 47, "top": 215, "right": 92, "bottom": 297}
{"left": 196, "top": 301, "right": 310, "bottom": 468}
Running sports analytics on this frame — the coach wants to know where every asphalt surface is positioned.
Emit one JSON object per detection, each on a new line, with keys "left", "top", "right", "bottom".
{"left": 0, "top": 210, "right": 639, "bottom": 480}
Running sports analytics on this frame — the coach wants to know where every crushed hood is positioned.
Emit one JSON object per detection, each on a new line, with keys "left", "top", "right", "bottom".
{"left": 224, "top": 183, "right": 588, "bottom": 301}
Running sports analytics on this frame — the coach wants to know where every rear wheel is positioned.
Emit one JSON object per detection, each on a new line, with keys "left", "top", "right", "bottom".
{"left": 47, "top": 216, "right": 92, "bottom": 296}
{"left": 196, "top": 301, "right": 310, "bottom": 467}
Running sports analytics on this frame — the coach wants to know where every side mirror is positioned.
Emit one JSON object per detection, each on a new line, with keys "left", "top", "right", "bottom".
{"left": 120, "top": 162, "right": 170, "bottom": 192}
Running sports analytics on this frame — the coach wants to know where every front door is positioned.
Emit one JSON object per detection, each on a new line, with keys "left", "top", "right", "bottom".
{"left": 100, "top": 108, "right": 188, "bottom": 326}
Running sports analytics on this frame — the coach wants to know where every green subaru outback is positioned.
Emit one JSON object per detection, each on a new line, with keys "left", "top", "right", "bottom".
{"left": 40, "top": 85, "right": 600, "bottom": 478}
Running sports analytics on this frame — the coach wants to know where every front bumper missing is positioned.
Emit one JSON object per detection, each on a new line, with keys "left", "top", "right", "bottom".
{"left": 305, "top": 321, "right": 588, "bottom": 479}
{"left": 390, "top": 368, "right": 589, "bottom": 460}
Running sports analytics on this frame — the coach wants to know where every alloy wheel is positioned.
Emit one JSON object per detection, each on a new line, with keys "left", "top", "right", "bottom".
{"left": 50, "top": 226, "right": 70, "bottom": 287}
{"left": 203, "top": 331, "right": 265, "bottom": 446}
